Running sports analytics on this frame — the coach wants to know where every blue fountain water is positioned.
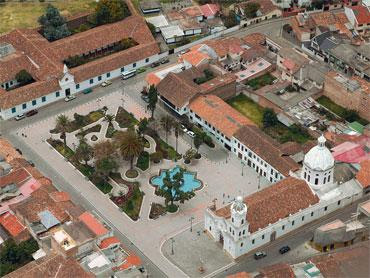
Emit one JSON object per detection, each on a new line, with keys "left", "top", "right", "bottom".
{"left": 151, "top": 166, "right": 201, "bottom": 192}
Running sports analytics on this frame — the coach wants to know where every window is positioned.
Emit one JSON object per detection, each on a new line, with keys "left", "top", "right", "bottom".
{"left": 56, "top": 91, "right": 60, "bottom": 97}
{"left": 76, "top": 84, "right": 80, "bottom": 89}
{"left": 239, "top": 231, "right": 241, "bottom": 236}
{"left": 323, "top": 177, "right": 326, "bottom": 184}
{"left": 252, "top": 239, "right": 255, "bottom": 244}
{"left": 22, "top": 103, "right": 27, "bottom": 109}
{"left": 262, "top": 234, "right": 264, "bottom": 240}
{"left": 145, "top": 58, "right": 149, "bottom": 63}
{"left": 304, "top": 172, "right": 307, "bottom": 179}
{"left": 243, "top": 230, "right": 245, "bottom": 235}
{"left": 98, "top": 76, "right": 102, "bottom": 81}
{"left": 11, "top": 107, "right": 16, "bottom": 113}
{"left": 302, "top": 216, "right": 305, "bottom": 221}
{"left": 32, "top": 100, "right": 36, "bottom": 106}
{"left": 229, "top": 227, "right": 231, "bottom": 232}
{"left": 106, "top": 72, "right": 110, "bottom": 78}
{"left": 311, "top": 212, "right": 314, "bottom": 217}
{"left": 241, "top": 219, "right": 244, "bottom": 225}
{"left": 232, "top": 218, "right": 234, "bottom": 223}
{"left": 271, "top": 169, "right": 273, "bottom": 175}
{"left": 282, "top": 225, "right": 285, "bottom": 230}
{"left": 337, "top": 200, "right": 341, "bottom": 206}
{"left": 240, "top": 242, "right": 243, "bottom": 247}
{"left": 232, "top": 230, "right": 235, "bottom": 235}
{"left": 209, "top": 226, "right": 212, "bottom": 231}
{"left": 327, "top": 175, "right": 330, "bottom": 183}
{"left": 324, "top": 206, "right": 328, "bottom": 211}
{"left": 90, "top": 79, "right": 93, "bottom": 84}
{"left": 292, "top": 220, "right": 295, "bottom": 226}
{"left": 315, "top": 178, "right": 318, "bottom": 185}
{"left": 42, "top": 96, "right": 46, "bottom": 102}
{"left": 121, "top": 67, "right": 125, "bottom": 72}
{"left": 133, "top": 63, "right": 136, "bottom": 68}
{"left": 308, "top": 175, "right": 310, "bottom": 182}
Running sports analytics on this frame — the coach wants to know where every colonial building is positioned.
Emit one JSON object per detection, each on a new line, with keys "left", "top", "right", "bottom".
{"left": 205, "top": 136, "right": 364, "bottom": 258}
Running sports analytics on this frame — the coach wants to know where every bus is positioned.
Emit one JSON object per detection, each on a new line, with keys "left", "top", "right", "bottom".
{"left": 121, "top": 69, "right": 136, "bottom": 80}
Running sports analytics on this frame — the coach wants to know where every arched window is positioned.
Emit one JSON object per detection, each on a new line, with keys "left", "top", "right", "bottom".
{"left": 232, "top": 217, "right": 234, "bottom": 223}
{"left": 239, "top": 231, "right": 241, "bottom": 236}
{"left": 323, "top": 177, "right": 326, "bottom": 184}
{"left": 315, "top": 178, "right": 318, "bottom": 185}
{"left": 328, "top": 175, "right": 331, "bottom": 183}
{"left": 241, "top": 219, "right": 244, "bottom": 225}
{"left": 240, "top": 242, "right": 243, "bottom": 247}
{"left": 304, "top": 172, "right": 307, "bottom": 179}
{"left": 308, "top": 175, "right": 311, "bottom": 182}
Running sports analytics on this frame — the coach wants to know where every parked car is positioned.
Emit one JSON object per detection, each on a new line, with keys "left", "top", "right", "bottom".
{"left": 181, "top": 124, "right": 188, "bottom": 133}
{"left": 64, "top": 95, "right": 76, "bottom": 102}
{"left": 161, "top": 58, "right": 170, "bottom": 64}
{"left": 279, "top": 246, "right": 291, "bottom": 254}
{"left": 26, "top": 110, "right": 38, "bottom": 117}
{"left": 101, "top": 80, "right": 112, "bottom": 87}
{"left": 187, "top": 130, "right": 195, "bottom": 138}
{"left": 15, "top": 114, "right": 25, "bottom": 121}
{"left": 141, "top": 94, "right": 150, "bottom": 103}
{"left": 254, "top": 251, "right": 267, "bottom": 260}
{"left": 151, "top": 61, "right": 160, "bottom": 68}
{"left": 83, "top": 88, "right": 93, "bottom": 94}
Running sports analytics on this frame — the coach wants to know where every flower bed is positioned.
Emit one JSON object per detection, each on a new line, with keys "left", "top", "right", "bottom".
{"left": 116, "top": 106, "right": 139, "bottom": 128}
{"left": 149, "top": 203, "right": 166, "bottom": 219}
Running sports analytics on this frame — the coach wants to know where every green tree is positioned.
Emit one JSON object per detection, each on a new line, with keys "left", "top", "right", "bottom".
{"left": 147, "top": 22, "right": 156, "bottom": 36}
{"left": 262, "top": 108, "right": 278, "bottom": 128}
{"left": 183, "top": 148, "right": 196, "bottom": 164}
{"left": 156, "top": 168, "right": 195, "bottom": 208}
{"left": 138, "top": 117, "right": 149, "bottom": 137}
{"left": 95, "top": 157, "right": 117, "bottom": 180}
{"left": 222, "top": 10, "right": 238, "bottom": 28}
{"left": 173, "top": 122, "right": 184, "bottom": 157}
{"left": 15, "top": 70, "right": 33, "bottom": 86}
{"left": 160, "top": 115, "right": 175, "bottom": 144}
{"left": 244, "top": 2, "right": 260, "bottom": 18}
{"left": 74, "top": 138, "right": 93, "bottom": 166}
{"left": 150, "top": 151, "right": 163, "bottom": 163}
{"left": 56, "top": 114, "right": 71, "bottom": 149}
{"left": 147, "top": 85, "right": 158, "bottom": 119}
{"left": 95, "top": 0, "right": 131, "bottom": 26}
{"left": 115, "top": 130, "right": 143, "bottom": 170}
{"left": 38, "top": 4, "right": 71, "bottom": 41}
{"left": 193, "top": 133, "right": 204, "bottom": 156}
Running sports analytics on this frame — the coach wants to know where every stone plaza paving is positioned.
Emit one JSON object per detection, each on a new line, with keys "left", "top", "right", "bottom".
{"left": 13, "top": 85, "right": 271, "bottom": 277}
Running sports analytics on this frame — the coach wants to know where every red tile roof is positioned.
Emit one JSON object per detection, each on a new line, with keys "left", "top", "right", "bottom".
{"left": 181, "top": 6, "right": 203, "bottom": 18}
{"left": 260, "top": 263, "right": 295, "bottom": 278}
{"left": 0, "top": 168, "right": 30, "bottom": 188}
{"left": 356, "top": 160, "right": 370, "bottom": 188}
{"left": 227, "top": 272, "right": 252, "bottom": 278}
{"left": 0, "top": 212, "right": 26, "bottom": 237}
{"left": 189, "top": 95, "right": 255, "bottom": 138}
{"left": 117, "top": 254, "right": 142, "bottom": 270}
{"left": 49, "top": 192, "right": 71, "bottom": 203}
{"left": 99, "top": 236, "right": 120, "bottom": 249}
{"left": 200, "top": 4, "right": 220, "bottom": 18}
{"left": 180, "top": 50, "right": 209, "bottom": 67}
{"left": 349, "top": 5, "right": 370, "bottom": 25}
{"left": 241, "top": 33, "right": 266, "bottom": 47}
{"left": 79, "top": 212, "right": 108, "bottom": 236}
{"left": 215, "top": 177, "right": 319, "bottom": 233}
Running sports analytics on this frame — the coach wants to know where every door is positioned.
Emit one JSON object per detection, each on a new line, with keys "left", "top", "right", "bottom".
{"left": 65, "top": 88, "right": 71, "bottom": 96}
{"left": 270, "top": 231, "right": 276, "bottom": 242}
{"left": 219, "top": 233, "right": 224, "bottom": 244}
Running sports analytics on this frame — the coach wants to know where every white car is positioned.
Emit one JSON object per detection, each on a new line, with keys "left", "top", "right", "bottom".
{"left": 181, "top": 124, "right": 188, "bottom": 133}
{"left": 64, "top": 95, "right": 76, "bottom": 102}
{"left": 15, "top": 114, "right": 25, "bottom": 121}
{"left": 187, "top": 130, "right": 195, "bottom": 138}
{"left": 101, "top": 80, "right": 112, "bottom": 87}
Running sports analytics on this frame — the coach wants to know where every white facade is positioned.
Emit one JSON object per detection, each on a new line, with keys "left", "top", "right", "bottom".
{"left": 0, "top": 53, "right": 161, "bottom": 120}
{"left": 205, "top": 139, "right": 364, "bottom": 259}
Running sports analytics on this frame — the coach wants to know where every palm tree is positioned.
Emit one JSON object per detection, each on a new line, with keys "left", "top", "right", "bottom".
{"left": 104, "top": 113, "right": 115, "bottom": 125}
{"left": 56, "top": 114, "right": 71, "bottom": 149}
{"left": 74, "top": 138, "right": 93, "bottom": 166}
{"left": 173, "top": 122, "right": 184, "bottom": 158}
{"left": 115, "top": 130, "right": 143, "bottom": 170}
{"left": 160, "top": 115, "right": 175, "bottom": 144}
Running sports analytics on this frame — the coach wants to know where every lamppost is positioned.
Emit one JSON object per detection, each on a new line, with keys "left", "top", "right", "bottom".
{"left": 189, "top": 216, "right": 195, "bottom": 232}
{"left": 170, "top": 238, "right": 175, "bottom": 255}
{"left": 241, "top": 161, "right": 245, "bottom": 176}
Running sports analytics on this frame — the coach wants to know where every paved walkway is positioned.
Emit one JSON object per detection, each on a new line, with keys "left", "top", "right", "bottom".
{"left": 14, "top": 87, "right": 270, "bottom": 277}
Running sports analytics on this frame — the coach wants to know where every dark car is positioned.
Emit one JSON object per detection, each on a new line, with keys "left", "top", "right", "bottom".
{"left": 26, "top": 109, "right": 38, "bottom": 117}
{"left": 279, "top": 246, "right": 291, "bottom": 254}
{"left": 151, "top": 62, "right": 160, "bottom": 68}
{"left": 83, "top": 88, "right": 93, "bottom": 94}
{"left": 254, "top": 251, "right": 267, "bottom": 260}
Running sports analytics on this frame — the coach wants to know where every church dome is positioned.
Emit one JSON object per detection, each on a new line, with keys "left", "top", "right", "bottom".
{"left": 304, "top": 135, "right": 334, "bottom": 171}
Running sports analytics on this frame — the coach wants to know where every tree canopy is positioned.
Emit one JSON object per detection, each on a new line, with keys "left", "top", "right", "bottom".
{"left": 38, "top": 4, "right": 71, "bottom": 41}
{"left": 15, "top": 70, "right": 34, "bottom": 86}
{"left": 95, "top": 0, "right": 131, "bottom": 26}
{"left": 244, "top": 2, "right": 260, "bottom": 19}
{"left": 147, "top": 85, "right": 158, "bottom": 119}
{"left": 262, "top": 108, "right": 278, "bottom": 128}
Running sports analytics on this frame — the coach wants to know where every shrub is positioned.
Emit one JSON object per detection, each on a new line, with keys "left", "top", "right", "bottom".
{"left": 136, "top": 151, "right": 149, "bottom": 171}
{"left": 150, "top": 151, "right": 163, "bottom": 163}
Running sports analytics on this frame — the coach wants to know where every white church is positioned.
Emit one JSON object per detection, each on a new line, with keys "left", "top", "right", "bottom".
{"left": 204, "top": 135, "right": 364, "bottom": 258}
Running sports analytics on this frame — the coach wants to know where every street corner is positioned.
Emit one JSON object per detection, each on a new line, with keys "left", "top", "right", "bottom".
{"left": 161, "top": 222, "right": 234, "bottom": 278}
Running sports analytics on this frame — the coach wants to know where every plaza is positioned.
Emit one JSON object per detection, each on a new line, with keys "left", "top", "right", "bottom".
{"left": 11, "top": 80, "right": 270, "bottom": 277}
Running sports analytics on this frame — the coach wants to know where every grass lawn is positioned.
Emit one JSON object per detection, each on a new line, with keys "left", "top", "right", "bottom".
{"left": 0, "top": 0, "right": 97, "bottom": 35}
{"left": 136, "top": 151, "right": 149, "bottom": 171}
{"left": 246, "top": 73, "right": 276, "bottom": 91}
{"left": 317, "top": 96, "right": 368, "bottom": 125}
{"left": 157, "top": 139, "right": 181, "bottom": 160}
{"left": 227, "top": 94, "right": 264, "bottom": 126}
{"left": 121, "top": 186, "right": 144, "bottom": 221}
{"left": 116, "top": 106, "right": 139, "bottom": 128}
{"left": 265, "top": 123, "right": 311, "bottom": 144}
